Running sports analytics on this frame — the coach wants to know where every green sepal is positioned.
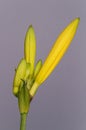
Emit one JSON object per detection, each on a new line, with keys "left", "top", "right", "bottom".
{"left": 18, "top": 82, "right": 30, "bottom": 114}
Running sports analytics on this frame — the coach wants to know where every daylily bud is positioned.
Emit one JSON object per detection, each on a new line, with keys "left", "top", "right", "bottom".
{"left": 30, "top": 18, "right": 80, "bottom": 97}
{"left": 13, "top": 58, "right": 27, "bottom": 96}
{"left": 24, "top": 25, "right": 36, "bottom": 75}
{"left": 34, "top": 59, "right": 42, "bottom": 78}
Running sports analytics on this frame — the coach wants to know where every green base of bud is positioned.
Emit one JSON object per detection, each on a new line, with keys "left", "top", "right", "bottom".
{"left": 18, "top": 82, "right": 30, "bottom": 114}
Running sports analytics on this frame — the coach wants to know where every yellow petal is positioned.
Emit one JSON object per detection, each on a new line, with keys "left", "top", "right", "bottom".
{"left": 24, "top": 25, "right": 36, "bottom": 75}
{"left": 30, "top": 18, "right": 80, "bottom": 97}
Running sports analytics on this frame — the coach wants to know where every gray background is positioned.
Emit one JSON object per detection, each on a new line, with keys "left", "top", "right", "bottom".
{"left": 0, "top": 0, "right": 85, "bottom": 130}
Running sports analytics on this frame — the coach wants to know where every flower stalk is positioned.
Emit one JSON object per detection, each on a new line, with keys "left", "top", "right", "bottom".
{"left": 20, "top": 113, "right": 27, "bottom": 130}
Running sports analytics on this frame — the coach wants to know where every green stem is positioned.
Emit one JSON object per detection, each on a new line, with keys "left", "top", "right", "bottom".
{"left": 20, "top": 113, "right": 27, "bottom": 130}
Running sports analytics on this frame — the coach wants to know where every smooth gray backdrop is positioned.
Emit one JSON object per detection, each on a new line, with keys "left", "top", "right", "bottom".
{"left": 0, "top": 0, "right": 85, "bottom": 130}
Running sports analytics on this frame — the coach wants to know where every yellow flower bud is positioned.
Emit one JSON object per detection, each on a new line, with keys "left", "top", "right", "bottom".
{"left": 24, "top": 25, "right": 36, "bottom": 75}
{"left": 34, "top": 59, "right": 42, "bottom": 78}
{"left": 30, "top": 18, "right": 80, "bottom": 97}
{"left": 13, "top": 58, "right": 27, "bottom": 96}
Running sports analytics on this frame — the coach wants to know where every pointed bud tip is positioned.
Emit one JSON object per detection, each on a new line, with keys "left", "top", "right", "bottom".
{"left": 29, "top": 25, "right": 34, "bottom": 29}
{"left": 29, "top": 24, "right": 32, "bottom": 27}
{"left": 76, "top": 17, "right": 80, "bottom": 22}
{"left": 38, "top": 59, "right": 42, "bottom": 63}
{"left": 77, "top": 17, "right": 80, "bottom": 21}
{"left": 26, "top": 25, "right": 33, "bottom": 33}
{"left": 74, "top": 17, "right": 80, "bottom": 25}
{"left": 71, "top": 17, "right": 80, "bottom": 30}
